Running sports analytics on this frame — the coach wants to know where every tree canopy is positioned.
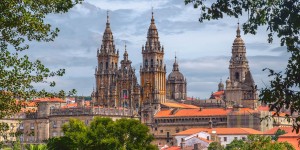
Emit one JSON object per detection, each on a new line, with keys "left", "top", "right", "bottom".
{"left": 223, "top": 135, "right": 295, "bottom": 150}
{"left": 47, "top": 117, "right": 157, "bottom": 150}
{"left": 0, "top": 0, "right": 82, "bottom": 120}
{"left": 184, "top": 0, "right": 300, "bottom": 132}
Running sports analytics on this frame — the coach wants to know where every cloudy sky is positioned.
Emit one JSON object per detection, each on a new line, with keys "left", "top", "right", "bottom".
{"left": 27, "top": 0, "right": 289, "bottom": 99}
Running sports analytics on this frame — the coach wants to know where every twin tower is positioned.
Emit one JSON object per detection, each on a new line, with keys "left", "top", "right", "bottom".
{"left": 91, "top": 12, "right": 187, "bottom": 111}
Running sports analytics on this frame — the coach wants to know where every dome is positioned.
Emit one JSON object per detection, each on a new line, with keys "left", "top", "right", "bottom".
{"left": 168, "top": 71, "right": 184, "bottom": 81}
{"left": 168, "top": 56, "right": 185, "bottom": 81}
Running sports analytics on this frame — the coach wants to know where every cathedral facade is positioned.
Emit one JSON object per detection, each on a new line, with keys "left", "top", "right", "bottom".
{"left": 225, "top": 23, "right": 258, "bottom": 109}
{"left": 92, "top": 12, "right": 187, "bottom": 114}
{"left": 93, "top": 14, "right": 141, "bottom": 111}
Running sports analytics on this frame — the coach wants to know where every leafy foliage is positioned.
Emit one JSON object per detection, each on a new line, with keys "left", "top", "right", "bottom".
{"left": 0, "top": 0, "right": 82, "bottom": 123}
{"left": 47, "top": 117, "right": 157, "bottom": 150}
{"left": 208, "top": 141, "right": 224, "bottom": 150}
{"left": 224, "top": 135, "right": 295, "bottom": 150}
{"left": 272, "top": 129, "right": 286, "bottom": 141}
{"left": 184, "top": 0, "right": 300, "bottom": 132}
{"left": 25, "top": 144, "right": 47, "bottom": 150}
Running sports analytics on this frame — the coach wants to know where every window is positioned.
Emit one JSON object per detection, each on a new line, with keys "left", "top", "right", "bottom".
{"left": 207, "top": 136, "right": 210, "bottom": 140}
{"left": 106, "top": 62, "right": 108, "bottom": 69}
{"left": 53, "top": 121, "right": 57, "bottom": 128}
{"left": 19, "top": 123, "right": 24, "bottom": 130}
{"left": 85, "top": 120, "right": 89, "bottom": 125}
{"left": 242, "top": 137, "right": 246, "bottom": 141}
{"left": 30, "top": 123, "right": 34, "bottom": 130}
{"left": 52, "top": 132, "right": 57, "bottom": 137}
{"left": 154, "top": 127, "right": 157, "bottom": 131}
{"left": 167, "top": 132, "right": 170, "bottom": 138}
{"left": 235, "top": 72, "right": 239, "bottom": 80}
{"left": 160, "top": 130, "right": 163, "bottom": 133}
{"left": 151, "top": 59, "right": 153, "bottom": 67}
{"left": 145, "top": 59, "right": 148, "bottom": 67}
{"left": 234, "top": 137, "right": 238, "bottom": 140}
{"left": 224, "top": 137, "right": 227, "bottom": 142}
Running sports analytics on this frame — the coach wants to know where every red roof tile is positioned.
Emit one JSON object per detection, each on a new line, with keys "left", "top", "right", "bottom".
{"left": 155, "top": 108, "right": 229, "bottom": 118}
{"left": 34, "top": 97, "right": 65, "bottom": 103}
{"left": 175, "top": 127, "right": 263, "bottom": 136}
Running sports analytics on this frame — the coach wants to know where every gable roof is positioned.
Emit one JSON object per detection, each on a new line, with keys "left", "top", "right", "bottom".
{"left": 174, "top": 127, "right": 263, "bottom": 136}
{"left": 155, "top": 108, "right": 229, "bottom": 118}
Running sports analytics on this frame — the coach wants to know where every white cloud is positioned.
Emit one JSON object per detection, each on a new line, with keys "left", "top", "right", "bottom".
{"left": 24, "top": 0, "right": 289, "bottom": 98}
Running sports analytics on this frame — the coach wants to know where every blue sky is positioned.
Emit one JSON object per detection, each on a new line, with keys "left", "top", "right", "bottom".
{"left": 28, "top": 0, "right": 289, "bottom": 99}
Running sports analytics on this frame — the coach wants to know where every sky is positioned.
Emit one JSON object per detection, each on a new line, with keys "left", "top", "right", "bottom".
{"left": 28, "top": 0, "right": 289, "bottom": 99}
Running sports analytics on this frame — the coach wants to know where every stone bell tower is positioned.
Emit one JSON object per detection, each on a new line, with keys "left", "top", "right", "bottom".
{"left": 225, "top": 23, "right": 258, "bottom": 109}
{"left": 140, "top": 11, "right": 166, "bottom": 124}
{"left": 94, "top": 12, "right": 119, "bottom": 106}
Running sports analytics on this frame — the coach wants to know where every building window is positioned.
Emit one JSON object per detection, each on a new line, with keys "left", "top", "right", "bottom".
{"left": 154, "top": 127, "right": 157, "bottom": 131}
{"left": 207, "top": 136, "right": 209, "bottom": 140}
{"left": 145, "top": 59, "right": 148, "bottom": 67}
{"left": 106, "top": 62, "right": 108, "bottom": 69}
{"left": 242, "top": 137, "right": 246, "bottom": 141}
{"left": 52, "top": 132, "right": 57, "bottom": 137}
{"left": 160, "top": 130, "right": 163, "bottom": 133}
{"left": 235, "top": 72, "right": 239, "bottom": 80}
{"left": 85, "top": 120, "right": 89, "bottom": 125}
{"left": 234, "top": 137, "right": 238, "bottom": 140}
{"left": 224, "top": 137, "right": 227, "bottom": 142}
{"left": 30, "top": 123, "right": 34, "bottom": 130}
{"left": 151, "top": 59, "right": 153, "bottom": 68}
{"left": 53, "top": 121, "right": 57, "bottom": 128}
{"left": 19, "top": 123, "right": 24, "bottom": 130}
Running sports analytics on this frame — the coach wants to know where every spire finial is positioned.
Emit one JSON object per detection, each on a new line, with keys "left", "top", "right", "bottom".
{"left": 124, "top": 41, "right": 127, "bottom": 52}
{"left": 236, "top": 20, "right": 241, "bottom": 37}
{"left": 107, "top": 10, "right": 110, "bottom": 23}
{"left": 175, "top": 52, "right": 177, "bottom": 63}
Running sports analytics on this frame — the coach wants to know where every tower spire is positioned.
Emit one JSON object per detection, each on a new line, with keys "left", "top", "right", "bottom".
{"left": 236, "top": 22, "right": 241, "bottom": 38}
{"left": 107, "top": 10, "right": 110, "bottom": 23}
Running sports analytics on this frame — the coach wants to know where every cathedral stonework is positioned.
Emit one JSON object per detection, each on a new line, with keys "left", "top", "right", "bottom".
{"left": 93, "top": 14, "right": 140, "bottom": 111}
{"left": 166, "top": 56, "right": 187, "bottom": 101}
{"left": 140, "top": 12, "right": 167, "bottom": 124}
{"left": 225, "top": 23, "right": 258, "bottom": 109}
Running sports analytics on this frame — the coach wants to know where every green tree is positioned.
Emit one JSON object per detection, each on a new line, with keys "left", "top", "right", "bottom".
{"left": 25, "top": 144, "right": 47, "bottom": 150}
{"left": 184, "top": 0, "right": 300, "bottom": 132}
{"left": 272, "top": 129, "right": 286, "bottom": 141}
{"left": 0, "top": 0, "right": 82, "bottom": 120}
{"left": 208, "top": 142, "right": 224, "bottom": 150}
{"left": 47, "top": 117, "right": 157, "bottom": 150}
{"left": 225, "top": 139, "right": 244, "bottom": 150}
{"left": 224, "top": 135, "right": 295, "bottom": 150}
{"left": 12, "top": 139, "right": 21, "bottom": 150}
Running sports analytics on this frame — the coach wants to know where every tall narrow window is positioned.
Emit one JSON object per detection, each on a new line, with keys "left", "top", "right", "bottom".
{"left": 151, "top": 59, "right": 153, "bottom": 68}
{"left": 235, "top": 72, "right": 239, "bottom": 80}
{"left": 145, "top": 59, "right": 148, "bottom": 67}
{"left": 106, "top": 62, "right": 108, "bottom": 69}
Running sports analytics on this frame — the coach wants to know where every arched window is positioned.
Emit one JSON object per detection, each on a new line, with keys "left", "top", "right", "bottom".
{"left": 235, "top": 72, "right": 239, "bottom": 80}
{"left": 100, "top": 62, "right": 103, "bottom": 70}
{"left": 151, "top": 59, "right": 153, "bottom": 68}
{"left": 145, "top": 59, "right": 148, "bottom": 67}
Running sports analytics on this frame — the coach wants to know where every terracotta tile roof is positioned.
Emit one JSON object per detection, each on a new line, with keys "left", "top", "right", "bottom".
{"left": 264, "top": 127, "right": 294, "bottom": 135}
{"left": 155, "top": 108, "right": 229, "bottom": 118}
{"left": 162, "top": 146, "right": 180, "bottom": 150}
{"left": 174, "top": 127, "right": 263, "bottom": 136}
{"left": 258, "top": 106, "right": 270, "bottom": 111}
{"left": 228, "top": 108, "right": 260, "bottom": 115}
{"left": 34, "top": 97, "right": 65, "bottom": 103}
{"left": 61, "top": 103, "right": 77, "bottom": 108}
{"left": 162, "top": 103, "right": 199, "bottom": 109}
{"left": 212, "top": 91, "right": 224, "bottom": 100}
{"left": 278, "top": 137, "right": 299, "bottom": 149}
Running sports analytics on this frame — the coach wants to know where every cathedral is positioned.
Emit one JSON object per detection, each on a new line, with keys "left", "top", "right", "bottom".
{"left": 92, "top": 12, "right": 187, "bottom": 113}
{"left": 225, "top": 23, "right": 258, "bottom": 109}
